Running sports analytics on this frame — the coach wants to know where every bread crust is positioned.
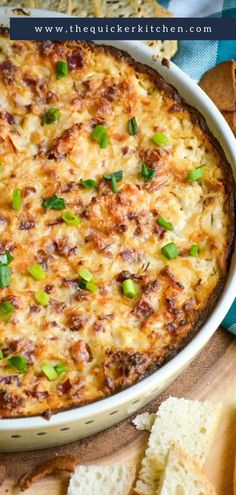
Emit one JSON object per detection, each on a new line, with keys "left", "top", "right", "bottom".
{"left": 0, "top": 35, "right": 234, "bottom": 418}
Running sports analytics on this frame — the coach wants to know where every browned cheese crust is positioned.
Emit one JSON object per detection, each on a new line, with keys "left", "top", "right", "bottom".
{"left": 0, "top": 34, "right": 234, "bottom": 418}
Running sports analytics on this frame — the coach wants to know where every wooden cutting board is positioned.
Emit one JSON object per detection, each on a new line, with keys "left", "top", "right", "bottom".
{"left": 1, "top": 327, "right": 236, "bottom": 495}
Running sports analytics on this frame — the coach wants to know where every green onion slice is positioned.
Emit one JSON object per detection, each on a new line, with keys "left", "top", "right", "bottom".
{"left": 0, "top": 253, "right": 14, "bottom": 266}
{"left": 8, "top": 355, "right": 28, "bottom": 373}
{"left": 12, "top": 188, "right": 22, "bottom": 211}
{"left": 122, "top": 279, "right": 136, "bottom": 298}
{"left": 151, "top": 132, "right": 169, "bottom": 147}
{"left": 103, "top": 170, "right": 123, "bottom": 181}
{"left": 43, "top": 195, "right": 66, "bottom": 211}
{"left": 0, "top": 301, "right": 15, "bottom": 322}
{"left": 91, "top": 125, "right": 109, "bottom": 148}
{"left": 80, "top": 179, "right": 98, "bottom": 190}
{"left": 79, "top": 268, "right": 93, "bottom": 282}
{"left": 62, "top": 211, "right": 81, "bottom": 226}
{"left": 35, "top": 290, "right": 49, "bottom": 306}
{"left": 190, "top": 244, "right": 199, "bottom": 257}
{"left": 28, "top": 263, "right": 46, "bottom": 281}
{"left": 41, "top": 362, "right": 58, "bottom": 381}
{"left": 79, "top": 280, "right": 98, "bottom": 292}
{"left": 111, "top": 176, "right": 118, "bottom": 193}
{"left": 43, "top": 108, "right": 60, "bottom": 125}
{"left": 157, "top": 216, "right": 174, "bottom": 231}
{"left": 56, "top": 60, "right": 69, "bottom": 79}
{"left": 161, "top": 243, "right": 179, "bottom": 260}
{"left": 0, "top": 266, "right": 11, "bottom": 288}
{"left": 0, "top": 350, "right": 3, "bottom": 359}
{"left": 188, "top": 166, "right": 204, "bottom": 182}
{"left": 141, "top": 164, "right": 157, "bottom": 181}
{"left": 54, "top": 362, "right": 67, "bottom": 374}
{"left": 128, "top": 117, "right": 138, "bottom": 135}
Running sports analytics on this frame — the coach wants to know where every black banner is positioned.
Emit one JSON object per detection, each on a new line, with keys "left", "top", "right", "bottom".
{"left": 10, "top": 17, "right": 236, "bottom": 41}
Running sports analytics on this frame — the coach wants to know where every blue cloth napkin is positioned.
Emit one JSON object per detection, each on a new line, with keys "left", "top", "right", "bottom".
{"left": 158, "top": 0, "right": 236, "bottom": 333}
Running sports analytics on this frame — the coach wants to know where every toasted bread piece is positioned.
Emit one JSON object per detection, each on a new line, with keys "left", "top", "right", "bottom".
{"left": 199, "top": 61, "right": 236, "bottom": 111}
{"left": 132, "top": 412, "right": 156, "bottom": 432}
{"left": 157, "top": 443, "right": 217, "bottom": 495}
{"left": 135, "top": 397, "right": 222, "bottom": 495}
{"left": 67, "top": 461, "right": 136, "bottom": 495}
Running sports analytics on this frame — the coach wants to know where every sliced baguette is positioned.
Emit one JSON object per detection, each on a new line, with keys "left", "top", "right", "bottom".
{"left": 157, "top": 443, "right": 217, "bottom": 495}
{"left": 67, "top": 461, "right": 136, "bottom": 495}
{"left": 135, "top": 397, "right": 222, "bottom": 495}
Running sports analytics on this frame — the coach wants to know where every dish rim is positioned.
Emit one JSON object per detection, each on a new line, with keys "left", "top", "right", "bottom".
{"left": 0, "top": 10, "right": 235, "bottom": 429}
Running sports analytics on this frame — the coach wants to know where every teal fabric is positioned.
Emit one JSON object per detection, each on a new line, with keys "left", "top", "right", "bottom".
{"left": 158, "top": 0, "right": 236, "bottom": 333}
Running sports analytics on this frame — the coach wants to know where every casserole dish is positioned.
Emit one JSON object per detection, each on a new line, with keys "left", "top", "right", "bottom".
{"left": 0, "top": 8, "right": 235, "bottom": 452}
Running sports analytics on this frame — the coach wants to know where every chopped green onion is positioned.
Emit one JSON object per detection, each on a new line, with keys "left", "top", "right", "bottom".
{"left": 0, "top": 253, "right": 14, "bottom": 266}
{"left": 62, "top": 211, "right": 81, "bottom": 226}
{"left": 161, "top": 243, "right": 179, "bottom": 260}
{"left": 0, "top": 301, "right": 15, "bottom": 322}
{"left": 43, "top": 108, "right": 60, "bottom": 125}
{"left": 91, "top": 125, "right": 109, "bottom": 148}
{"left": 79, "top": 268, "right": 93, "bottom": 282}
{"left": 79, "top": 279, "right": 98, "bottom": 292}
{"left": 28, "top": 263, "right": 46, "bottom": 281}
{"left": 151, "top": 132, "right": 169, "bottom": 147}
{"left": 111, "top": 176, "right": 118, "bottom": 193}
{"left": 188, "top": 166, "right": 204, "bottom": 182}
{"left": 0, "top": 266, "right": 11, "bottom": 288}
{"left": 41, "top": 362, "right": 58, "bottom": 381}
{"left": 103, "top": 170, "right": 123, "bottom": 181}
{"left": 80, "top": 179, "right": 98, "bottom": 190}
{"left": 141, "top": 163, "right": 157, "bottom": 181}
{"left": 0, "top": 350, "right": 3, "bottom": 359}
{"left": 128, "top": 117, "right": 138, "bottom": 135}
{"left": 35, "top": 290, "right": 49, "bottom": 306}
{"left": 122, "top": 279, "right": 136, "bottom": 298}
{"left": 54, "top": 362, "right": 67, "bottom": 375}
{"left": 8, "top": 355, "right": 28, "bottom": 373}
{"left": 56, "top": 60, "right": 69, "bottom": 79}
{"left": 12, "top": 188, "right": 22, "bottom": 211}
{"left": 43, "top": 195, "right": 66, "bottom": 211}
{"left": 100, "top": 135, "right": 109, "bottom": 149}
{"left": 157, "top": 216, "right": 174, "bottom": 231}
{"left": 190, "top": 244, "right": 199, "bottom": 257}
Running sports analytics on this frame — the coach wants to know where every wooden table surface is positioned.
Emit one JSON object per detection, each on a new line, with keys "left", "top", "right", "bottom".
{"left": 1, "top": 327, "right": 236, "bottom": 495}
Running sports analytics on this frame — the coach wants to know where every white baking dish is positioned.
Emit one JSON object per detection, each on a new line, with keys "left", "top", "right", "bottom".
{"left": 0, "top": 8, "right": 235, "bottom": 452}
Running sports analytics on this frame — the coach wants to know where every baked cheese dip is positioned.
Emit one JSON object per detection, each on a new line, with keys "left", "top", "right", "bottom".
{"left": 0, "top": 33, "right": 234, "bottom": 418}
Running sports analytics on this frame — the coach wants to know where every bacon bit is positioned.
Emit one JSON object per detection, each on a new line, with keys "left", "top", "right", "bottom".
{"left": 122, "top": 146, "right": 129, "bottom": 155}
{"left": 155, "top": 224, "right": 166, "bottom": 239}
{"left": 89, "top": 117, "right": 105, "bottom": 128}
{"left": 67, "top": 311, "right": 88, "bottom": 331}
{"left": 49, "top": 300, "right": 67, "bottom": 314}
{"left": 0, "top": 111, "right": 15, "bottom": 124}
{"left": 29, "top": 305, "right": 41, "bottom": 314}
{"left": 104, "top": 349, "right": 152, "bottom": 391}
{"left": 86, "top": 232, "right": 111, "bottom": 255}
{"left": 120, "top": 249, "right": 138, "bottom": 263}
{"left": 68, "top": 49, "right": 84, "bottom": 71}
{"left": 116, "top": 224, "right": 128, "bottom": 233}
{"left": 60, "top": 181, "right": 79, "bottom": 193}
{"left": 62, "top": 279, "right": 78, "bottom": 291}
{"left": 0, "top": 59, "right": 18, "bottom": 84}
{"left": 143, "top": 280, "right": 159, "bottom": 295}
{"left": 19, "top": 455, "right": 76, "bottom": 491}
{"left": 132, "top": 300, "right": 154, "bottom": 319}
{"left": 53, "top": 238, "right": 77, "bottom": 257}
{"left": 139, "top": 148, "right": 161, "bottom": 170}
{"left": 44, "top": 284, "right": 54, "bottom": 294}
{"left": 0, "top": 465, "right": 6, "bottom": 487}
{"left": 57, "top": 378, "right": 72, "bottom": 395}
{"left": 0, "top": 375, "right": 20, "bottom": 385}
{"left": 23, "top": 75, "right": 37, "bottom": 88}
{"left": 70, "top": 340, "right": 93, "bottom": 363}
{"left": 19, "top": 217, "right": 35, "bottom": 230}
{"left": 203, "top": 196, "right": 215, "bottom": 207}
{"left": 43, "top": 123, "right": 82, "bottom": 161}
{"left": 46, "top": 218, "right": 63, "bottom": 227}
{"left": 102, "top": 84, "right": 118, "bottom": 102}
{"left": 46, "top": 91, "right": 58, "bottom": 104}
{"left": 93, "top": 322, "right": 105, "bottom": 333}
{"left": 116, "top": 270, "right": 133, "bottom": 283}
{"left": 161, "top": 266, "right": 184, "bottom": 290}
{"left": 22, "top": 186, "right": 36, "bottom": 197}
{"left": 0, "top": 390, "right": 24, "bottom": 409}
{"left": 166, "top": 322, "right": 177, "bottom": 332}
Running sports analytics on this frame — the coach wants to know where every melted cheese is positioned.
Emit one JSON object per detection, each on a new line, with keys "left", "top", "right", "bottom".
{"left": 0, "top": 37, "right": 233, "bottom": 417}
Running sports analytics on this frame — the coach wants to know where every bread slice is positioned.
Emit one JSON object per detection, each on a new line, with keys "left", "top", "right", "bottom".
{"left": 135, "top": 397, "right": 222, "bottom": 495}
{"left": 199, "top": 61, "right": 236, "bottom": 111}
{"left": 67, "top": 461, "right": 136, "bottom": 495}
{"left": 132, "top": 412, "right": 156, "bottom": 432}
{"left": 157, "top": 443, "right": 217, "bottom": 495}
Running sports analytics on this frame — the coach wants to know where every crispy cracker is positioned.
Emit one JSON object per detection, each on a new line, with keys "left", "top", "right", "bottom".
{"left": 199, "top": 61, "right": 236, "bottom": 111}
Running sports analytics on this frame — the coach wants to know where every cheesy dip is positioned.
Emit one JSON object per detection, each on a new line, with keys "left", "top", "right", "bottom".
{"left": 0, "top": 34, "right": 234, "bottom": 418}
